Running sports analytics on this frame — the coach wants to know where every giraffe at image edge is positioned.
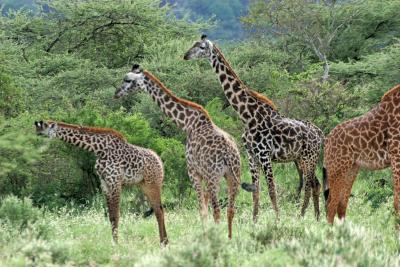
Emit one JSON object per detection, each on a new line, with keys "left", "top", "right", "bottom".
{"left": 323, "top": 84, "right": 400, "bottom": 224}
{"left": 114, "top": 64, "right": 241, "bottom": 238}
{"left": 184, "top": 35, "right": 324, "bottom": 221}
{"left": 34, "top": 120, "right": 168, "bottom": 244}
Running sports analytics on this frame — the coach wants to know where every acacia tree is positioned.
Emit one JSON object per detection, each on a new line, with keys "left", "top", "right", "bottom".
{"left": 243, "top": 0, "right": 359, "bottom": 81}
{"left": 1, "top": 0, "right": 204, "bottom": 67}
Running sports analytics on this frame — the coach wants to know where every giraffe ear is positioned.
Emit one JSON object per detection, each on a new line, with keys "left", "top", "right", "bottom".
{"left": 132, "top": 64, "right": 141, "bottom": 73}
{"left": 201, "top": 34, "right": 207, "bottom": 40}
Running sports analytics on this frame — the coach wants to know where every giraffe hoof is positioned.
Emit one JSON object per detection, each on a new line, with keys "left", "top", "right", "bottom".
{"left": 241, "top": 183, "right": 257, "bottom": 192}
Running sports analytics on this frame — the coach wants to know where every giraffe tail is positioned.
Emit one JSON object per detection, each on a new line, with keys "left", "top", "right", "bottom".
{"left": 241, "top": 182, "right": 257, "bottom": 192}
{"left": 224, "top": 156, "right": 241, "bottom": 185}
{"left": 322, "top": 166, "right": 329, "bottom": 202}
{"left": 143, "top": 204, "right": 166, "bottom": 218}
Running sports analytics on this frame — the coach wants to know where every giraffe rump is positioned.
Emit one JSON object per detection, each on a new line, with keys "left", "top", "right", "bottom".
{"left": 143, "top": 71, "right": 211, "bottom": 120}
{"left": 381, "top": 84, "right": 400, "bottom": 102}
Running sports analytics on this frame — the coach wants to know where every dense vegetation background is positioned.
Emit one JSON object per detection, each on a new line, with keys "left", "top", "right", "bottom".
{"left": 0, "top": 0, "right": 399, "bottom": 266}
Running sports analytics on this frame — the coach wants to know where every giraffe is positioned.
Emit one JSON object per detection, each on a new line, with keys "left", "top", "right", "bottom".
{"left": 114, "top": 64, "right": 241, "bottom": 238}
{"left": 323, "top": 84, "right": 400, "bottom": 224}
{"left": 34, "top": 120, "right": 168, "bottom": 244}
{"left": 184, "top": 35, "right": 324, "bottom": 221}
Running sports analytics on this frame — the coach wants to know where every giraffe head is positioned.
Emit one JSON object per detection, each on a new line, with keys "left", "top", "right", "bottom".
{"left": 114, "top": 64, "right": 145, "bottom": 99}
{"left": 183, "top": 34, "right": 213, "bottom": 60}
{"left": 34, "top": 120, "right": 58, "bottom": 138}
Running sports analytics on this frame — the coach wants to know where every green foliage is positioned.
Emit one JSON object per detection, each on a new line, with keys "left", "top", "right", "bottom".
{"left": 331, "top": 40, "right": 400, "bottom": 103}
{"left": 0, "top": 195, "right": 40, "bottom": 228}
{"left": 0, "top": 63, "right": 23, "bottom": 118}
{"left": 331, "top": 0, "right": 400, "bottom": 61}
{"left": 162, "top": 226, "right": 230, "bottom": 267}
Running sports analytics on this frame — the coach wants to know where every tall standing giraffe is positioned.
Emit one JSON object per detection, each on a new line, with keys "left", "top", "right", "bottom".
{"left": 114, "top": 64, "right": 241, "bottom": 238}
{"left": 34, "top": 120, "right": 168, "bottom": 244}
{"left": 184, "top": 35, "right": 324, "bottom": 221}
{"left": 324, "top": 84, "right": 400, "bottom": 224}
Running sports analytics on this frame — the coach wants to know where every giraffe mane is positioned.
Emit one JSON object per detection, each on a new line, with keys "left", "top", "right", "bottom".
{"left": 48, "top": 121, "right": 127, "bottom": 141}
{"left": 213, "top": 45, "right": 277, "bottom": 110}
{"left": 381, "top": 84, "right": 400, "bottom": 102}
{"left": 143, "top": 70, "right": 211, "bottom": 120}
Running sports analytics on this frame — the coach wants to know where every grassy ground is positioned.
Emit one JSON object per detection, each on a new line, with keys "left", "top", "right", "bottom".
{"left": 1, "top": 167, "right": 400, "bottom": 266}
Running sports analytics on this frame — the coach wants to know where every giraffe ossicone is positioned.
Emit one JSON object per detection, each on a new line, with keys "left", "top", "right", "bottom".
{"left": 184, "top": 36, "right": 324, "bottom": 221}
{"left": 34, "top": 120, "right": 168, "bottom": 245}
{"left": 114, "top": 65, "right": 242, "bottom": 239}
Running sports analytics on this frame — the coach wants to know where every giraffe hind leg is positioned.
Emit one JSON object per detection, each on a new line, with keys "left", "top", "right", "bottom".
{"left": 312, "top": 175, "right": 321, "bottom": 220}
{"left": 141, "top": 182, "right": 168, "bottom": 245}
{"left": 300, "top": 175, "right": 312, "bottom": 217}
{"left": 105, "top": 183, "right": 122, "bottom": 244}
{"left": 190, "top": 170, "right": 208, "bottom": 221}
{"left": 260, "top": 157, "right": 279, "bottom": 218}
{"left": 226, "top": 174, "right": 240, "bottom": 239}
{"left": 295, "top": 161, "right": 304, "bottom": 201}
{"left": 337, "top": 166, "right": 358, "bottom": 221}
{"left": 207, "top": 181, "right": 221, "bottom": 224}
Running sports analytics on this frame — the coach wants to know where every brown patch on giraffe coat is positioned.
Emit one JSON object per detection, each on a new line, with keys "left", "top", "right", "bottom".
{"left": 48, "top": 121, "right": 126, "bottom": 141}
{"left": 143, "top": 71, "right": 211, "bottom": 120}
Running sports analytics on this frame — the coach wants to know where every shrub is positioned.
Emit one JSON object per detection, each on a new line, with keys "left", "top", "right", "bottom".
{"left": 161, "top": 226, "right": 230, "bottom": 267}
{"left": 0, "top": 195, "right": 41, "bottom": 228}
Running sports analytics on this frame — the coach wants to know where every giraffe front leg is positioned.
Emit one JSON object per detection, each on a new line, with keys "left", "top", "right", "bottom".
{"left": 261, "top": 157, "right": 279, "bottom": 218}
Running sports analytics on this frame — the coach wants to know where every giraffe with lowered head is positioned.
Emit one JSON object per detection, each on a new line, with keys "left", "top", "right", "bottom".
{"left": 114, "top": 64, "right": 241, "bottom": 238}
{"left": 323, "top": 84, "right": 400, "bottom": 223}
{"left": 34, "top": 120, "right": 168, "bottom": 244}
{"left": 184, "top": 35, "right": 324, "bottom": 221}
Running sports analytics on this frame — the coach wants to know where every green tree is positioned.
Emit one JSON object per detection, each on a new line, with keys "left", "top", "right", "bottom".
{"left": 243, "top": 0, "right": 360, "bottom": 81}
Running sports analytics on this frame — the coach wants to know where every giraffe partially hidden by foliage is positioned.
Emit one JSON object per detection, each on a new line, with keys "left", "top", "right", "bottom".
{"left": 114, "top": 64, "right": 241, "bottom": 239}
{"left": 34, "top": 120, "right": 168, "bottom": 244}
{"left": 184, "top": 35, "right": 324, "bottom": 221}
{"left": 323, "top": 84, "right": 400, "bottom": 224}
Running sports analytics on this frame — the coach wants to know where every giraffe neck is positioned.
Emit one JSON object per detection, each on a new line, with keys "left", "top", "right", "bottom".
{"left": 208, "top": 46, "right": 275, "bottom": 123}
{"left": 54, "top": 125, "right": 120, "bottom": 156}
{"left": 142, "top": 71, "right": 211, "bottom": 133}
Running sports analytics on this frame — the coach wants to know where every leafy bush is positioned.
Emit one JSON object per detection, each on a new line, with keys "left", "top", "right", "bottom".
{"left": 162, "top": 226, "right": 230, "bottom": 267}
{"left": 0, "top": 196, "right": 41, "bottom": 228}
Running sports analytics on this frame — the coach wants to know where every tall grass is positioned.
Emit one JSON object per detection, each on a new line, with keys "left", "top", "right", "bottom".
{"left": 0, "top": 166, "right": 399, "bottom": 266}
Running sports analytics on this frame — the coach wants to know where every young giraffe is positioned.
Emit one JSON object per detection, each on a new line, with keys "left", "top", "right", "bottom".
{"left": 114, "top": 64, "right": 241, "bottom": 238}
{"left": 34, "top": 120, "right": 168, "bottom": 244}
{"left": 324, "top": 84, "right": 400, "bottom": 224}
{"left": 184, "top": 35, "right": 324, "bottom": 221}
